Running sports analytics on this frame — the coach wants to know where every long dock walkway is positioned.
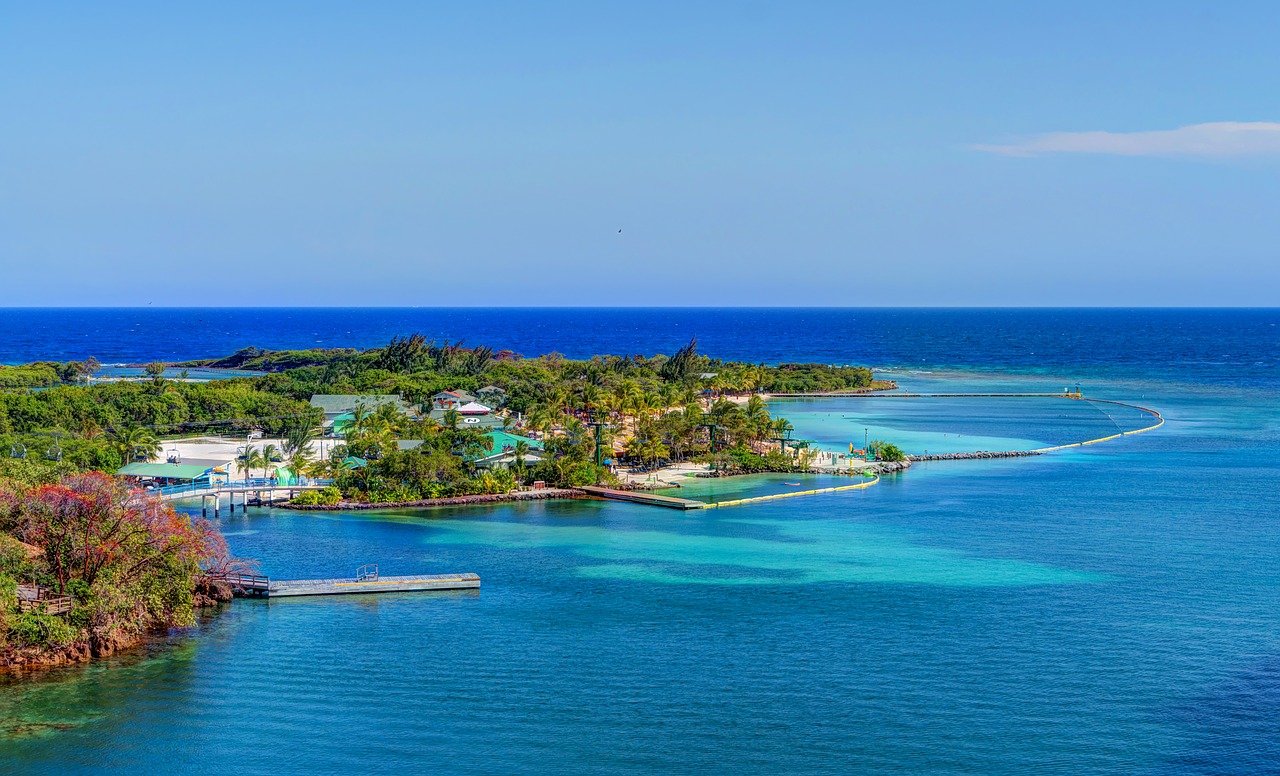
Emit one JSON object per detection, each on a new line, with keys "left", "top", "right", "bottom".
{"left": 212, "top": 568, "right": 480, "bottom": 599}
{"left": 270, "top": 572, "right": 480, "bottom": 597}
{"left": 578, "top": 486, "right": 708, "bottom": 510}
{"left": 705, "top": 475, "right": 879, "bottom": 509}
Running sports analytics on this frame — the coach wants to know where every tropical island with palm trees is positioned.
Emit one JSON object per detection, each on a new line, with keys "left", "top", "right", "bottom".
{"left": 0, "top": 335, "right": 908, "bottom": 667}
{"left": 0, "top": 336, "right": 901, "bottom": 508}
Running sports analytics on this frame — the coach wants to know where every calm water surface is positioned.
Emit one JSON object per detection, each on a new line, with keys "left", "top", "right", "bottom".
{"left": 1, "top": 310, "right": 1279, "bottom": 774}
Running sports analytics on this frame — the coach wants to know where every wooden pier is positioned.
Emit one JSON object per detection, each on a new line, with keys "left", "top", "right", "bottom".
{"left": 189, "top": 485, "right": 329, "bottom": 516}
{"left": 15, "top": 584, "right": 74, "bottom": 615}
{"left": 270, "top": 572, "right": 480, "bottom": 597}
{"left": 578, "top": 486, "right": 708, "bottom": 510}
{"left": 211, "top": 566, "right": 480, "bottom": 599}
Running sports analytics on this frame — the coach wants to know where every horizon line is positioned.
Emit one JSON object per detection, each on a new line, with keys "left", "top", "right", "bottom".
{"left": 1, "top": 305, "right": 1278, "bottom": 311}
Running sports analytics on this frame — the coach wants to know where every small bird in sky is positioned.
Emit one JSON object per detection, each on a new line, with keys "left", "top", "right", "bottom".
{"left": 618, "top": 229, "right": 622, "bottom": 233}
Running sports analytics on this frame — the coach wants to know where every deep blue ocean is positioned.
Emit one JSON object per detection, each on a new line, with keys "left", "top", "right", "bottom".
{"left": 2, "top": 308, "right": 1279, "bottom": 775}
{"left": 2, "top": 307, "right": 1277, "bottom": 385}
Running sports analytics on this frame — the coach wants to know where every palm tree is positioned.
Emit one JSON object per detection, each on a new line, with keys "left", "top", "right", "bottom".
{"left": 564, "top": 417, "right": 587, "bottom": 445}
{"left": 260, "top": 444, "right": 280, "bottom": 478}
{"left": 111, "top": 424, "right": 160, "bottom": 464}
{"left": 745, "top": 394, "right": 770, "bottom": 425}
{"left": 643, "top": 437, "right": 670, "bottom": 469}
{"left": 658, "top": 383, "right": 680, "bottom": 413}
{"left": 745, "top": 395, "right": 771, "bottom": 449}
{"left": 373, "top": 401, "right": 404, "bottom": 433}
{"left": 304, "top": 457, "right": 334, "bottom": 480}
{"left": 442, "top": 408, "right": 460, "bottom": 430}
{"left": 345, "top": 402, "right": 372, "bottom": 446}
{"left": 237, "top": 443, "right": 258, "bottom": 484}
{"left": 772, "top": 417, "right": 795, "bottom": 455}
{"left": 282, "top": 422, "right": 316, "bottom": 483}
{"left": 248, "top": 448, "right": 267, "bottom": 481}
{"left": 582, "top": 383, "right": 602, "bottom": 415}
{"left": 513, "top": 440, "right": 531, "bottom": 467}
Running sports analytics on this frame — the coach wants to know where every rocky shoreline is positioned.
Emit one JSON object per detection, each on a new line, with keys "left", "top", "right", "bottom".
{"left": 1, "top": 581, "right": 234, "bottom": 675}
{"left": 765, "top": 380, "right": 900, "bottom": 397}
{"left": 691, "top": 460, "right": 911, "bottom": 478}
{"left": 907, "top": 451, "right": 1041, "bottom": 462}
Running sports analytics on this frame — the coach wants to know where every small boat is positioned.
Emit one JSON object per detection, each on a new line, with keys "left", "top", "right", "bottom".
{"left": 784, "top": 481, "right": 802, "bottom": 486}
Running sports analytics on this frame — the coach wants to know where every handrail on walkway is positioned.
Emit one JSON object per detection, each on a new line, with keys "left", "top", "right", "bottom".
{"left": 145, "top": 478, "right": 334, "bottom": 498}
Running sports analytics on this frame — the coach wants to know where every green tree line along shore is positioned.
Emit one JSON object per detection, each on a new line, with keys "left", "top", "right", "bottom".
{"left": 0, "top": 336, "right": 891, "bottom": 493}
{"left": 0, "top": 337, "right": 897, "bottom": 663}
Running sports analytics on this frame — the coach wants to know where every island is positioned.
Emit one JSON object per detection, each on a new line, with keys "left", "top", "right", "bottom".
{"left": 0, "top": 336, "right": 900, "bottom": 670}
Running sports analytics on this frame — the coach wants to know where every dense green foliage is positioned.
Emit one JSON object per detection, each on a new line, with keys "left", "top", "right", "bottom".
{"left": 714, "top": 448, "right": 803, "bottom": 474}
{"left": 0, "top": 358, "right": 100, "bottom": 389}
{"left": 2, "top": 335, "right": 892, "bottom": 500}
{"left": 0, "top": 364, "right": 60, "bottom": 389}
{"left": 871, "top": 440, "right": 907, "bottom": 462}
{"left": 0, "top": 472, "right": 230, "bottom": 661}
{"left": 194, "top": 346, "right": 360, "bottom": 372}
{"left": 290, "top": 486, "right": 342, "bottom": 506}
{"left": 0, "top": 379, "right": 317, "bottom": 472}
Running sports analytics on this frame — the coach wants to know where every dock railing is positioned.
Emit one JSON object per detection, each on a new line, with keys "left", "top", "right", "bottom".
{"left": 144, "top": 478, "right": 335, "bottom": 499}
{"left": 208, "top": 571, "right": 272, "bottom": 593}
{"left": 16, "top": 584, "right": 74, "bottom": 615}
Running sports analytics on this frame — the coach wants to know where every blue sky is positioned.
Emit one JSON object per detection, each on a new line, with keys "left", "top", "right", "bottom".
{"left": 1, "top": 1, "right": 1277, "bottom": 306}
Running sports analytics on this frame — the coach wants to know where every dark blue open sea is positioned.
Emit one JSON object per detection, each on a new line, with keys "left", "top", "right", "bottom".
{"left": 2, "top": 308, "right": 1279, "bottom": 775}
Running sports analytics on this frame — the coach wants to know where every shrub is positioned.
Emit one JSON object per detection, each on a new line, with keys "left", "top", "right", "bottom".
{"left": 9, "top": 611, "right": 78, "bottom": 648}
{"left": 291, "top": 486, "right": 342, "bottom": 506}
{"left": 871, "top": 441, "right": 906, "bottom": 462}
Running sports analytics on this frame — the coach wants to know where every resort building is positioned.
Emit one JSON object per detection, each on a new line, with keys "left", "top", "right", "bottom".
{"left": 310, "top": 394, "right": 416, "bottom": 434}
{"left": 473, "top": 430, "right": 544, "bottom": 470}
{"left": 117, "top": 458, "right": 233, "bottom": 489}
{"left": 396, "top": 430, "right": 543, "bottom": 470}
{"left": 425, "top": 390, "right": 509, "bottom": 430}
{"left": 430, "top": 390, "right": 477, "bottom": 410}
{"left": 426, "top": 401, "right": 505, "bottom": 430}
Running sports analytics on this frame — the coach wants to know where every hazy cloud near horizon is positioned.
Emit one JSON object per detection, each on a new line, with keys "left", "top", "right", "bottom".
{"left": 975, "top": 122, "right": 1280, "bottom": 158}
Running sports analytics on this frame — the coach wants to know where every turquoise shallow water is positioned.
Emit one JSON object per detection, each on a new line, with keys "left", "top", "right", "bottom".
{"left": 3, "top": 366, "right": 1280, "bottom": 773}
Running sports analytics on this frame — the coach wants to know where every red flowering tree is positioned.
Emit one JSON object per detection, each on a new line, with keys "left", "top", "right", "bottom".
{"left": 15, "top": 473, "right": 224, "bottom": 593}
{"left": 2, "top": 472, "right": 235, "bottom": 640}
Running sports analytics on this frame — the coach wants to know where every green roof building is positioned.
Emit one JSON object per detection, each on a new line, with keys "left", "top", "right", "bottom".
{"left": 473, "top": 431, "right": 544, "bottom": 469}
{"left": 311, "top": 395, "right": 416, "bottom": 433}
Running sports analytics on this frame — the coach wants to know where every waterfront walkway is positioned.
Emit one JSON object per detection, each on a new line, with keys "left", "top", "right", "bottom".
{"left": 146, "top": 479, "right": 333, "bottom": 515}
{"left": 704, "top": 475, "right": 880, "bottom": 509}
{"left": 578, "top": 486, "right": 708, "bottom": 510}
{"left": 212, "top": 567, "right": 480, "bottom": 598}
{"left": 580, "top": 476, "right": 882, "bottom": 510}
